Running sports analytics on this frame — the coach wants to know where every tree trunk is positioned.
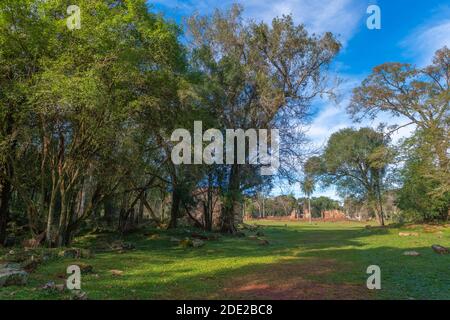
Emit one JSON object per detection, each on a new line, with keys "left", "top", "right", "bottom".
{"left": 168, "top": 187, "right": 181, "bottom": 229}
{"left": 46, "top": 185, "right": 57, "bottom": 247}
{"left": 376, "top": 181, "right": 385, "bottom": 226}
{"left": 308, "top": 197, "right": 312, "bottom": 224}
{"left": 47, "top": 134, "right": 65, "bottom": 246}
{"left": 103, "top": 196, "right": 114, "bottom": 227}
{"left": 0, "top": 111, "right": 15, "bottom": 245}
{"left": 57, "top": 182, "right": 68, "bottom": 247}
{"left": 137, "top": 193, "right": 145, "bottom": 225}
{"left": 262, "top": 196, "right": 265, "bottom": 218}
{"left": 204, "top": 177, "right": 213, "bottom": 231}
{"left": 221, "top": 164, "right": 240, "bottom": 234}
{"left": 369, "top": 182, "right": 385, "bottom": 226}
{"left": 0, "top": 176, "right": 12, "bottom": 246}
{"left": 204, "top": 196, "right": 212, "bottom": 231}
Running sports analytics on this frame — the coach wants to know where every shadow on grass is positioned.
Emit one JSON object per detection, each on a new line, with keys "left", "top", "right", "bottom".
{"left": 1, "top": 222, "right": 448, "bottom": 300}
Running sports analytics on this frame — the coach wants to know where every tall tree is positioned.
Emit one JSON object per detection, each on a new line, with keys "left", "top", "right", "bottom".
{"left": 1, "top": 0, "right": 185, "bottom": 246}
{"left": 0, "top": 0, "right": 58, "bottom": 244}
{"left": 349, "top": 47, "right": 449, "bottom": 216}
{"left": 321, "top": 128, "right": 393, "bottom": 226}
{"left": 187, "top": 5, "right": 340, "bottom": 233}
{"left": 300, "top": 177, "right": 315, "bottom": 223}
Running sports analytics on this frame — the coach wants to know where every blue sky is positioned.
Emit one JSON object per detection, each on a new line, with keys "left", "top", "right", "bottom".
{"left": 149, "top": 0, "right": 450, "bottom": 199}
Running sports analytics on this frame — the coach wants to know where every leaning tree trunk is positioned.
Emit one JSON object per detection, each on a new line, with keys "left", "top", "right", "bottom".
{"left": 56, "top": 182, "right": 68, "bottom": 247}
{"left": 103, "top": 196, "right": 114, "bottom": 227}
{"left": 46, "top": 184, "right": 58, "bottom": 247}
{"left": 136, "top": 193, "right": 145, "bottom": 226}
{"left": 204, "top": 176, "right": 213, "bottom": 231}
{"left": 221, "top": 164, "right": 240, "bottom": 234}
{"left": 168, "top": 187, "right": 181, "bottom": 229}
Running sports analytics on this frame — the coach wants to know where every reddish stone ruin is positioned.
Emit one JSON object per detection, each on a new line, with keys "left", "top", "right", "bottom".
{"left": 183, "top": 188, "right": 244, "bottom": 230}
{"left": 290, "top": 209, "right": 347, "bottom": 221}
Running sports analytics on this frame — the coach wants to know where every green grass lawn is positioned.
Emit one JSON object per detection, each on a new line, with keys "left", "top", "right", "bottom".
{"left": 1, "top": 221, "right": 449, "bottom": 300}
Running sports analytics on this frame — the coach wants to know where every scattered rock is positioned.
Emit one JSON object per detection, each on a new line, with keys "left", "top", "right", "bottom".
{"left": 110, "top": 269, "right": 124, "bottom": 276}
{"left": 403, "top": 251, "right": 421, "bottom": 256}
{"left": 71, "top": 290, "right": 88, "bottom": 300}
{"left": 58, "top": 248, "right": 93, "bottom": 259}
{"left": 398, "top": 232, "right": 419, "bottom": 237}
{"left": 42, "top": 252, "right": 56, "bottom": 262}
{"left": 21, "top": 256, "right": 42, "bottom": 273}
{"left": 170, "top": 237, "right": 181, "bottom": 242}
{"left": 77, "top": 263, "right": 94, "bottom": 274}
{"left": 80, "top": 249, "right": 94, "bottom": 259}
{"left": 179, "top": 239, "right": 193, "bottom": 248}
{"left": 41, "top": 281, "right": 56, "bottom": 290}
{"left": 248, "top": 235, "right": 258, "bottom": 240}
{"left": 4, "top": 250, "right": 29, "bottom": 263}
{"left": 431, "top": 245, "right": 449, "bottom": 255}
{"left": 55, "top": 284, "right": 65, "bottom": 292}
{"left": 58, "top": 249, "right": 80, "bottom": 259}
{"left": 111, "top": 240, "right": 135, "bottom": 251}
{"left": 192, "top": 239, "right": 205, "bottom": 248}
{"left": 0, "top": 263, "right": 28, "bottom": 287}
{"left": 41, "top": 281, "right": 64, "bottom": 291}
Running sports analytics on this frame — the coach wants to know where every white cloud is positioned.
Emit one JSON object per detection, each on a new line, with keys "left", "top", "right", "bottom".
{"left": 308, "top": 99, "right": 415, "bottom": 149}
{"left": 306, "top": 73, "right": 415, "bottom": 149}
{"left": 303, "top": 74, "right": 415, "bottom": 200}
{"left": 152, "top": 0, "right": 369, "bottom": 45}
{"left": 400, "top": 6, "right": 450, "bottom": 66}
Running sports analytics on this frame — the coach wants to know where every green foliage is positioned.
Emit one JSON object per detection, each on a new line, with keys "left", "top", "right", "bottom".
{"left": 322, "top": 128, "right": 392, "bottom": 198}
{"left": 320, "top": 127, "right": 393, "bottom": 225}
{"left": 186, "top": 4, "right": 340, "bottom": 231}
{"left": 397, "top": 132, "right": 450, "bottom": 221}
{"left": 350, "top": 47, "right": 449, "bottom": 222}
{"left": 300, "top": 177, "right": 315, "bottom": 197}
{"left": 0, "top": 0, "right": 187, "bottom": 244}
{"left": 310, "top": 196, "right": 341, "bottom": 217}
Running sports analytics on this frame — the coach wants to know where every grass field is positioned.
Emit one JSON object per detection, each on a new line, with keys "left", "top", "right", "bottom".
{"left": 1, "top": 221, "right": 449, "bottom": 300}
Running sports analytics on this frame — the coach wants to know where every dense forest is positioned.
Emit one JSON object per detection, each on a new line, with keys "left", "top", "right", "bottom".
{"left": 0, "top": 0, "right": 448, "bottom": 248}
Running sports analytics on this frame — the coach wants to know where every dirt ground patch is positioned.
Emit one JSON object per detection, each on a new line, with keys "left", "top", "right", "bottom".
{"left": 222, "top": 259, "right": 374, "bottom": 300}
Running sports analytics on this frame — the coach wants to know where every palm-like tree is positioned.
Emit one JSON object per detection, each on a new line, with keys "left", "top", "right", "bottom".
{"left": 301, "top": 177, "right": 315, "bottom": 224}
